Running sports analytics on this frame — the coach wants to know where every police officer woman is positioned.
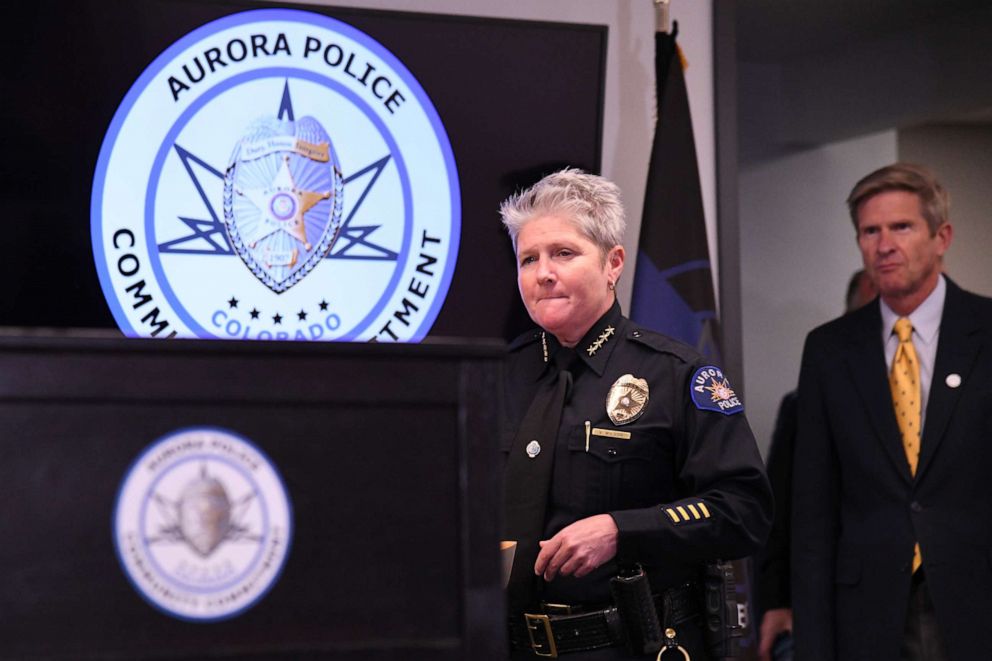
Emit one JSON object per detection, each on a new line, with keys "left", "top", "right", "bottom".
{"left": 500, "top": 169, "right": 772, "bottom": 660}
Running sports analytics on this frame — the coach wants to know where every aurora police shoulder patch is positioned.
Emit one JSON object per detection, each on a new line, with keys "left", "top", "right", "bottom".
{"left": 690, "top": 366, "right": 743, "bottom": 415}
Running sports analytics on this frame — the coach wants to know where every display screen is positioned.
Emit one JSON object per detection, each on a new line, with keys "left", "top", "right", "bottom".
{"left": 0, "top": 0, "right": 606, "bottom": 341}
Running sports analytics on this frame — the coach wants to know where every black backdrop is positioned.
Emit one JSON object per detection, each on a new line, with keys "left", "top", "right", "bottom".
{"left": 0, "top": 0, "right": 607, "bottom": 341}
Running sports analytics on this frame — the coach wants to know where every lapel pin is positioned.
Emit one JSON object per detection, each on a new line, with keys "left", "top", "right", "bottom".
{"left": 526, "top": 440, "right": 541, "bottom": 458}
{"left": 945, "top": 373, "right": 961, "bottom": 388}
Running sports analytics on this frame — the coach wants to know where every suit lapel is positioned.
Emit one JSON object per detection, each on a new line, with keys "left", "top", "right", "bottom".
{"left": 846, "top": 303, "right": 914, "bottom": 485}
{"left": 917, "top": 282, "right": 982, "bottom": 480}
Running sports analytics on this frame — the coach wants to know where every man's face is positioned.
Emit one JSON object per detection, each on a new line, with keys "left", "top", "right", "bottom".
{"left": 856, "top": 190, "right": 951, "bottom": 312}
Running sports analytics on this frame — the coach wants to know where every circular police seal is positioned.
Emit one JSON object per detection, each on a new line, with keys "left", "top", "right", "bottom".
{"left": 92, "top": 9, "right": 460, "bottom": 342}
{"left": 113, "top": 427, "right": 292, "bottom": 621}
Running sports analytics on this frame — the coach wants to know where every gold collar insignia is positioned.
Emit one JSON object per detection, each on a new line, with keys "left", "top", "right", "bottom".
{"left": 586, "top": 325, "right": 615, "bottom": 356}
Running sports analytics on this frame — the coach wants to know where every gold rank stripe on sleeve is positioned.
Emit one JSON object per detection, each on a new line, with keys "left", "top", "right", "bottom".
{"left": 663, "top": 501, "right": 712, "bottom": 525}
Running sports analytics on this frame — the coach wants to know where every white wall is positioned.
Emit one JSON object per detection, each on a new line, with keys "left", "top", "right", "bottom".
{"left": 296, "top": 0, "right": 718, "bottom": 312}
{"left": 899, "top": 125, "right": 992, "bottom": 297}
{"left": 739, "top": 131, "right": 898, "bottom": 455}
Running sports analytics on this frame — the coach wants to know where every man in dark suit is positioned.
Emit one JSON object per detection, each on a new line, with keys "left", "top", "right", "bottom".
{"left": 792, "top": 163, "right": 992, "bottom": 660}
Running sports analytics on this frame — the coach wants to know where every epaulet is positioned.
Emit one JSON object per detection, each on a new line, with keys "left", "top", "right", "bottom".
{"left": 626, "top": 325, "right": 699, "bottom": 364}
{"left": 508, "top": 328, "right": 543, "bottom": 352}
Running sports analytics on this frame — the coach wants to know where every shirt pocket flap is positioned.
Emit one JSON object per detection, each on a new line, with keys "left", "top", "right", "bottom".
{"left": 566, "top": 426, "right": 656, "bottom": 463}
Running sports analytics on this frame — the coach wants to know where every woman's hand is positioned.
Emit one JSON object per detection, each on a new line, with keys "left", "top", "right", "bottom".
{"left": 534, "top": 514, "right": 619, "bottom": 581}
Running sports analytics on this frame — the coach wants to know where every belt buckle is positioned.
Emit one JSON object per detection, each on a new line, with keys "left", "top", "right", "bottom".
{"left": 524, "top": 613, "right": 558, "bottom": 658}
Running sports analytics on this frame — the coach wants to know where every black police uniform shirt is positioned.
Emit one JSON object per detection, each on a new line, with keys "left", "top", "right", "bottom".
{"left": 502, "top": 301, "right": 772, "bottom": 606}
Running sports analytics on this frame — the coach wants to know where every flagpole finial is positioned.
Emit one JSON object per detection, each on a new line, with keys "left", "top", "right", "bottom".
{"left": 654, "top": 0, "right": 671, "bottom": 34}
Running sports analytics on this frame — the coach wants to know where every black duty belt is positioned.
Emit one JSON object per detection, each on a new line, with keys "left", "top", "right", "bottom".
{"left": 508, "top": 583, "right": 699, "bottom": 658}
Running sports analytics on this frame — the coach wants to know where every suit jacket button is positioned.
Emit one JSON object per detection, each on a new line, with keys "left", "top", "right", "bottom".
{"left": 910, "top": 501, "right": 923, "bottom": 513}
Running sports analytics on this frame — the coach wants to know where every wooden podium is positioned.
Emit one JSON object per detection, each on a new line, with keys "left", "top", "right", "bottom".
{"left": 0, "top": 336, "right": 506, "bottom": 660}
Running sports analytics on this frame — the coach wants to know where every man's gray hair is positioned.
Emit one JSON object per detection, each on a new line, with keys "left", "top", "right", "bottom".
{"left": 847, "top": 162, "right": 949, "bottom": 236}
{"left": 500, "top": 168, "right": 626, "bottom": 254}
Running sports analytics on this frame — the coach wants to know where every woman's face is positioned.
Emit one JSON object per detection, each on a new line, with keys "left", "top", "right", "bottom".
{"left": 515, "top": 215, "right": 624, "bottom": 347}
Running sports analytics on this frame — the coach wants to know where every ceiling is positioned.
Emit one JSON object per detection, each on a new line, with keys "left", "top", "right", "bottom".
{"left": 734, "top": 0, "right": 992, "bottom": 161}
{"left": 737, "top": 0, "right": 989, "bottom": 62}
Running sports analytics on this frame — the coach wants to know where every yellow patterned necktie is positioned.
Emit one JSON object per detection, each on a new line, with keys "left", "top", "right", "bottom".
{"left": 890, "top": 316, "right": 922, "bottom": 572}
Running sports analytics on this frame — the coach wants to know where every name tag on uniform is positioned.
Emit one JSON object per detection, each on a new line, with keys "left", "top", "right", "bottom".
{"left": 591, "top": 427, "right": 631, "bottom": 440}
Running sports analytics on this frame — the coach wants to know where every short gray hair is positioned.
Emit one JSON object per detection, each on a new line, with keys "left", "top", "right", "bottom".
{"left": 499, "top": 168, "right": 626, "bottom": 254}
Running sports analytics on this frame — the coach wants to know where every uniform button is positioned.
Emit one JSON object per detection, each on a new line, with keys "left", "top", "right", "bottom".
{"left": 631, "top": 330, "right": 641, "bottom": 338}
{"left": 607, "top": 448, "right": 618, "bottom": 457}
{"left": 910, "top": 501, "right": 923, "bottom": 513}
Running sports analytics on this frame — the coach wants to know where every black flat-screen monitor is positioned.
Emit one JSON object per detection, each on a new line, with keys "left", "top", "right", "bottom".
{"left": 0, "top": 0, "right": 607, "bottom": 342}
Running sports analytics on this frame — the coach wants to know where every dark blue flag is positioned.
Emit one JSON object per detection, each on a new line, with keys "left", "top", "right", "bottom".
{"left": 630, "top": 23, "right": 721, "bottom": 362}
{"left": 631, "top": 23, "right": 760, "bottom": 660}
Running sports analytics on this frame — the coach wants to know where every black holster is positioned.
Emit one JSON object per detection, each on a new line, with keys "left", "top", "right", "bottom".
{"left": 610, "top": 565, "right": 663, "bottom": 655}
{"left": 703, "top": 560, "right": 746, "bottom": 660}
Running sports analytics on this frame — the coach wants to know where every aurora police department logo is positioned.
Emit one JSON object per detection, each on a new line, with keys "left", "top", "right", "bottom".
{"left": 113, "top": 427, "right": 292, "bottom": 621}
{"left": 690, "top": 365, "right": 744, "bottom": 415}
{"left": 92, "top": 9, "right": 460, "bottom": 341}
